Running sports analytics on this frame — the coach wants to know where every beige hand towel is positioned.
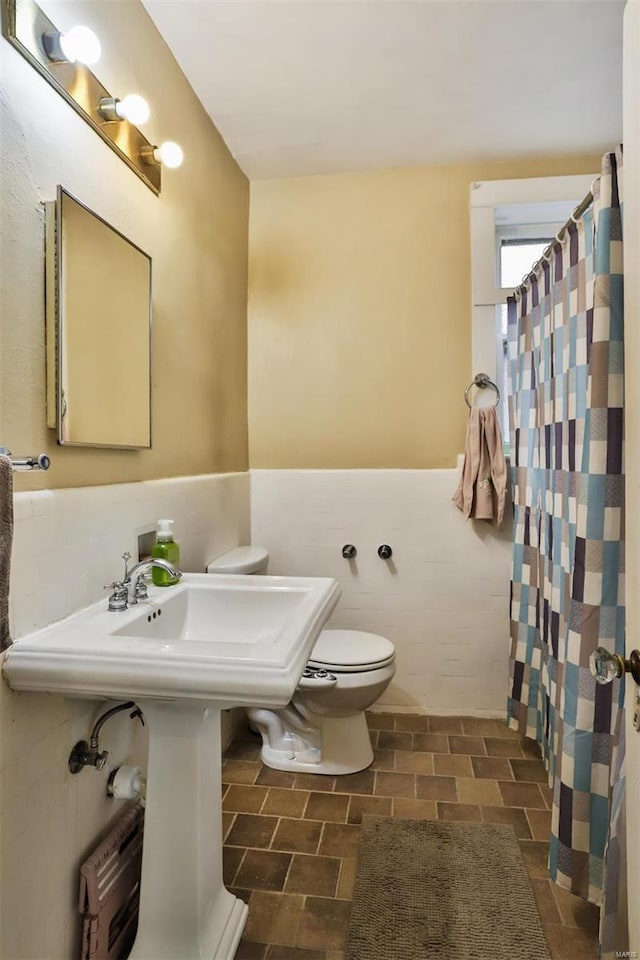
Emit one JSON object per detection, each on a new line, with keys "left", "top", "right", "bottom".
{"left": 0, "top": 455, "right": 13, "bottom": 651}
{"left": 453, "top": 406, "right": 507, "bottom": 527}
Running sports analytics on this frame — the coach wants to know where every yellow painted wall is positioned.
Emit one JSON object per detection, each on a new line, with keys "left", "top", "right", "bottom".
{"left": 1, "top": 0, "right": 249, "bottom": 490}
{"left": 248, "top": 155, "right": 601, "bottom": 469}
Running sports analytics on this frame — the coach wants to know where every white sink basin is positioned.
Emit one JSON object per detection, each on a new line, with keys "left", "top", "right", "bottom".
{"left": 112, "top": 580, "right": 307, "bottom": 644}
{"left": 3, "top": 573, "right": 340, "bottom": 705}
{"left": 2, "top": 571, "right": 340, "bottom": 960}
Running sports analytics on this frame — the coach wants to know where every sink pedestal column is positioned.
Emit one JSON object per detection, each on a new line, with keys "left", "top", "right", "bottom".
{"left": 129, "top": 701, "right": 247, "bottom": 960}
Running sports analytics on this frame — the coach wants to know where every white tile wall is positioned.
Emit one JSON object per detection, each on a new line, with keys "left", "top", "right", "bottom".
{"left": 251, "top": 469, "right": 512, "bottom": 717}
{"left": 0, "top": 472, "right": 250, "bottom": 960}
{"left": 8, "top": 472, "right": 250, "bottom": 639}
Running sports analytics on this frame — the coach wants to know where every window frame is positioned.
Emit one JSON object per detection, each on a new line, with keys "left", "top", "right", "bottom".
{"left": 469, "top": 174, "right": 596, "bottom": 447}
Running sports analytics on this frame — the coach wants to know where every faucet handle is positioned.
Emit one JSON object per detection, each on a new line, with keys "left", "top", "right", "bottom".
{"left": 104, "top": 580, "right": 128, "bottom": 612}
{"left": 134, "top": 577, "right": 149, "bottom": 601}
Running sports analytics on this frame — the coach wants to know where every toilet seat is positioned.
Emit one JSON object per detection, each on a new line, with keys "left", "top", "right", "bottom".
{"left": 308, "top": 629, "right": 395, "bottom": 674}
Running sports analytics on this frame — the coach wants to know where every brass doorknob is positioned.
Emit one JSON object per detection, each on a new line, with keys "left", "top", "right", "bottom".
{"left": 590, "top": 647, "right": 640, "bottom": 685}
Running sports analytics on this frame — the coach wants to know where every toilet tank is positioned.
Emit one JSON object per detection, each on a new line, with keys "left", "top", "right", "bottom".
{"left": 206, "top": 546, "right": 269, "bottom": 575}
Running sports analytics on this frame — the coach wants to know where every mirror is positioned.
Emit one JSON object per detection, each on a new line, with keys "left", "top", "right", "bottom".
{"left": 45, "top": 187, "right": 152, "bottom": 448}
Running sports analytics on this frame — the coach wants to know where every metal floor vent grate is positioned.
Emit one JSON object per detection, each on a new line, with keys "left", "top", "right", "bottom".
{"left": 78, "top": 804, "right": 144, "bottom": 960}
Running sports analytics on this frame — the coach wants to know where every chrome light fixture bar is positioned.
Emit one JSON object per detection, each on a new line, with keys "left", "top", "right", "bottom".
{"left": 1, "top": 0, "right": 162, "bottom": 194}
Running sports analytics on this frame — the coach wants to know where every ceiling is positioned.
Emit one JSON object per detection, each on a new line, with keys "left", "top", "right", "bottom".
{"left": 142, "top": 0, "right": 624, "bottom": 180}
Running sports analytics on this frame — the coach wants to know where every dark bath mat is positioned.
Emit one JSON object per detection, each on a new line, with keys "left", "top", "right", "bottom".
{"left": 345, "top": 816, "right": 551, "bottom": 960}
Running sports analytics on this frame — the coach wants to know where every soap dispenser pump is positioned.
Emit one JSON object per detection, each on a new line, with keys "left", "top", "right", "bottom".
{"left": 151, "top": 519, "right": 180, "bottom": 586}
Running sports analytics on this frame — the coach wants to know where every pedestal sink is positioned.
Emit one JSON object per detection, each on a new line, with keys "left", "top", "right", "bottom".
{"left": 3, "top": 573, "right": 341, "bottom": 960}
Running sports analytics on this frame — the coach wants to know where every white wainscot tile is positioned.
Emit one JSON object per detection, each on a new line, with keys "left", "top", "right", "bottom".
{"left": 29, "top": 489, "right": 58, "bottom": 517}
{"left": 12, "top": 493, "right": 33, "bottom": 522}
{"left": 10, "top": 591, "right": 44, "bottom": 639}
{"left": 251, "top": 469, "right": 511, "bottom": 716}
{"left": 329, "top": 609, "right": 366, "bottom": 630}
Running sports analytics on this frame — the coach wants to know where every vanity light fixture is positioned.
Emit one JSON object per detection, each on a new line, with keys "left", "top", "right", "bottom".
{"left": 99, "top": 95, "right": 150, "bottom": 125}
{"left": 2, "top": 0, "right": 162, "bottom": 194}
{"left": 141, "top": 141, "right": 184, "bottom": 169}
{"left": 42, "top": 25, "right": 101, "bottom": 65}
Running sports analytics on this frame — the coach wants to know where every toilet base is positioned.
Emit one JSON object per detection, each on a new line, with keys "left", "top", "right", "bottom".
{"left": 249, "top": 709, "right": 374, "bottom": 775}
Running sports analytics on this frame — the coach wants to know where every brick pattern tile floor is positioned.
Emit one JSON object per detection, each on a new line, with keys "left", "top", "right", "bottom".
{"left": 223, "top": 713, "right": 600, "bottom": 960}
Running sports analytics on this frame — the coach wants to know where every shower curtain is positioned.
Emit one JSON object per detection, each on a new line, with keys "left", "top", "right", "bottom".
{"left": 507, "top": 149, "right": 624, "bottom": 923}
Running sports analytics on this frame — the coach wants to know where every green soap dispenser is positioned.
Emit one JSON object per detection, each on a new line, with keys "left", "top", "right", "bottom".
{"left": 151, "top": 519, "right": 180, "bottom": 586}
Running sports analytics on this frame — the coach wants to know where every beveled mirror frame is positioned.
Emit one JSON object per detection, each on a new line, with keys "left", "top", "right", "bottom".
{"left": 45, "top": 186, "right": 153, "bottom": 450}
{"left": 1, "top": 0, "right": 161, "bottom": 194}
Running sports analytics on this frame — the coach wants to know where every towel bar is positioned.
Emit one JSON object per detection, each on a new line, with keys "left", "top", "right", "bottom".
{"left": 464, "top": 374, "right": 500, "bottom": 409}
{"left": 0, "top": 447, "right": 51, "bottom": 470}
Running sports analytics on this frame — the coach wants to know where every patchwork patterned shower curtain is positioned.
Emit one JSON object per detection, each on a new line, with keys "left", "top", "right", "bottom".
{"left": 507, "top": 148, "right": 624, "bottom": 908}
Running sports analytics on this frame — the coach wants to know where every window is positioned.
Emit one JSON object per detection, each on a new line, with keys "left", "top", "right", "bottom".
{"left": 499, "top": 238, "right": 554, "bottom": 288}
{"left": 496, "top": 235, "right": 555, "bottom": 438}
{"left": 469, "top": 175, "right": 596, "bottom": 449}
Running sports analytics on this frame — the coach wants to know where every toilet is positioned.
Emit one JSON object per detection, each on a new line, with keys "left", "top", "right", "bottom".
{"left": 206, "top": 547, "right": 396, "bottom": 774}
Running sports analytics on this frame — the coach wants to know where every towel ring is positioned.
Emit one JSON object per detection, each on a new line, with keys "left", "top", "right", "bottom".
{"left": 464, "top": 373, "right": 500, "bottom": 409}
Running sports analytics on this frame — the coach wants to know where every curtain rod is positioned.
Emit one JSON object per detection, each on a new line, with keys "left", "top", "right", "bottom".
{"left": 513, "top": 188, "right": 594, "bottom": 298}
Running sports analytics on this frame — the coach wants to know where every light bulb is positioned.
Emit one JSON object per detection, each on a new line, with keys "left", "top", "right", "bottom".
{"left": 140, "top": 141, "right": 185, "bottom": 169}
{"left": 156, "top": 141, "right": 184, "bottom": 169}
{"left": 58, "top": 26, "right": 101, "bottom": 65}
{"left": 116, "top": 95, "right": 150, "bottom": 125}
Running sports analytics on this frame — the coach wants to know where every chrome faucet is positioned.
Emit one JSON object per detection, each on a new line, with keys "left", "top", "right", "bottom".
{"left": 105, "top": 552, "right": 182, "bottom": 611}
{"left": 125, "top": 557, "right": 182, "bottom": 604}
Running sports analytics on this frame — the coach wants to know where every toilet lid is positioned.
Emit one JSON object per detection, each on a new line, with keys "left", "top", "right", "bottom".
{"left": 309, "top": 629, "right": 395, "bottom": 672}
{"left": 206, "top": 546, "right": 269, "bottom": 574}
